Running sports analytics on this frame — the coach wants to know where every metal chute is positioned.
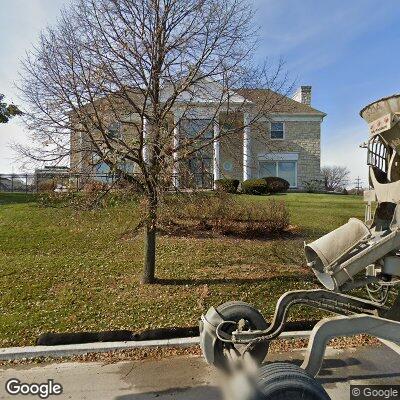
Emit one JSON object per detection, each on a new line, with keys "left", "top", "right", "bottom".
{"left": 305, "top": 218, "right": 370, "bottom": 290}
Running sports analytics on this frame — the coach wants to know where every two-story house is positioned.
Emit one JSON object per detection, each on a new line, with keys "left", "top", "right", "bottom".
{"left": 70, "top": 84, "right": 326, "bottom": 191}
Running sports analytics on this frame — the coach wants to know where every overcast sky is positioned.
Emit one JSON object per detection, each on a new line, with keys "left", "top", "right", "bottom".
{"left": 1, "top": 0, "right": 400, "bottom": 186}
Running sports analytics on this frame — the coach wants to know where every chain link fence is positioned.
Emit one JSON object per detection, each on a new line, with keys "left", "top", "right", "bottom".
{"left": 0, "top": 173, "right": 125, "bottom": 193}
{"left": 0, "top": 172, "right": 214, "bottom": 193}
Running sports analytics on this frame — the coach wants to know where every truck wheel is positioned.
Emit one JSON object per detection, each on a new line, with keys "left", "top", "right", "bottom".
{"left": 214, "top": 301, "right": 269, "bottom": 370}
{"left": 253, "top": 362, "right": 330, "bottom": 400}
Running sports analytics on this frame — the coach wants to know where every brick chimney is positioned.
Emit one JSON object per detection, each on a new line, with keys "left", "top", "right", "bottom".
{"left": 292, "top": 86, "right": 312, "bottom": 105}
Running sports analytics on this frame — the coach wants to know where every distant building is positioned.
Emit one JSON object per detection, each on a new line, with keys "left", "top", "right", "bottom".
{"left": 34, "top": 166, "right": 70, "bottom": 176}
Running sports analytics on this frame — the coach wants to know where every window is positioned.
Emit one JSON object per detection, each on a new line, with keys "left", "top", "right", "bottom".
{"left": 182, "top": 119, "right": 213, "bottom": 140}
{"left": 259, "top": 161, "right": 276, "bottom": 178}
{"left": 108, "top": 122, "right": 122, "bottom": 139}
{"left": 94, "top": 162, "right": 110, "bottom": 174}
{"left": 118, "top": 160, "right": 135, "bottom": 174}
{"left": 259, "top": 160, "right": 297, "bottom": 187}
{"left": 271, "top": 122, "right": 284, "bottom": 139}
{"left": 223, "top": 160, "right": 233, "bottom": 172}
{"left": 222, "top": 122, "right": 236, "bottom": 135}
{"left": 278, "top": 161, "right": 296, "bottom": 187}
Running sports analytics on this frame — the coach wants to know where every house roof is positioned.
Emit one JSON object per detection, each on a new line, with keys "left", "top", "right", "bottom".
{"left": 73, "top": 85, "right": 326, "bottom": 118}
{"left": 236, "top": 88, "right": 326, "bottom": 116}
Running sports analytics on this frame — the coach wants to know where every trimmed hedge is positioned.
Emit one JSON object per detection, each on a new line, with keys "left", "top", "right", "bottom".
{"left": 215, "top": 178, "right": 240, "bottom": 193}
{"left": 262, "top": 177, "right": 290, "bottom": 194}
{"left": 242, "top": 177, "right": 290, "bottom": 195}
{"left": 241, "top": 179, "right": 269, "bottom": 195}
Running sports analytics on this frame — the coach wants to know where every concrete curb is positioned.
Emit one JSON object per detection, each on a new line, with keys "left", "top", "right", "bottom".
{"left": 0, "top": 331, "right": 312, "bottom": 361}
{"left": 0, "top": 337, "right": 200, "bottom": 361}
{"left": 2, "top": 330, "right": 398, "bottom": 361}
{"left": 378, "top": 338, "right": 400, "bottom": 356}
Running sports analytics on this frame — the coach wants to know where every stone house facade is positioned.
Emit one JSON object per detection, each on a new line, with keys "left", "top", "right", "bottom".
{"left": 70, "top": 84, "right": 326, "bottom": 190}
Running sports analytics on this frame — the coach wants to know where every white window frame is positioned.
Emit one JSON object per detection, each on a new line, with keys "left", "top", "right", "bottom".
{"left": 270, "top": 121, "right": 285, "bottom": 140}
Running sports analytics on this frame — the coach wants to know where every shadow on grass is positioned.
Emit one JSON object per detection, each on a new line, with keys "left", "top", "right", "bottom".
{"left": 158, "top": 227, "right": 304, "bottom": 242}
{"left": 0, "top": 192, "right": 37, "bottom": 205}
{"left": 156, "top": 274, "right": 316, "bottom": 286}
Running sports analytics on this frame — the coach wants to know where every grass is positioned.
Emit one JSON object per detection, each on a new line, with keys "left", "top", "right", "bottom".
{"left": 0, "top": 192, "right": 364, "bottom": 347}
{"left": 244, "top": 193, "right": 364, "bottom": 237}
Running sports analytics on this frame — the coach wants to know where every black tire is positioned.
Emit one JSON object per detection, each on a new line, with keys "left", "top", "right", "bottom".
{"left": 214, "top": 301, "right": 269, "bottom": 370}
{"left": 253, "top": 362, "right": 330, "bottom": 400}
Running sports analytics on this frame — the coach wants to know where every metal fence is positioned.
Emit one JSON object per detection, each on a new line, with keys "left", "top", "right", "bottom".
{"left": 0, "top": 173, "right": 126, "bottom": 193}
{"left": 0, "top": 172, "right": 214, "bottom": 193}
{"left": 0, "top": 174, "right": 35, "bottom": 193}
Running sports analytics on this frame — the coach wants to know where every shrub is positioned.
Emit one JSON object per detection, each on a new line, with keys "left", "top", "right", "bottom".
{"left": 38, "top": 179, "right": 140, "bottom": 209}
{"left": 242, "top": 177, "right": 289, "bottom": 195}
{"left": 160, "top": 192, "right": 230, "bottom": 230}
{"left": 37, "top": 180, "right": 57, "bottom": 192}
{"left": 303, "top": 179, "right": 323, "bottom": 193}
{"left": 215, "top": 178, "right": 240, "bottom": 193}
{"left": 262, "top": 177, "right": 290, "bottom": 194}
{"left": 113, "top": 178, "right": 144, "bottom": 193}
{"left": 241, "top": 179, "right": 269, "bottom": 195}
{"left": 82, "top": 180, "right": 108, "bottom": 193}
{"left": 159, "top": 193, "right": 290, "bottom": 237}
{"left": 219, "top": 199, "right": 290, "bottom": 236}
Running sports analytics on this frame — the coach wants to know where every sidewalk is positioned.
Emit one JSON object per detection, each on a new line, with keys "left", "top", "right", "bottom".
{"left": 0, "top": 345, "right": 399, "bottom": 399}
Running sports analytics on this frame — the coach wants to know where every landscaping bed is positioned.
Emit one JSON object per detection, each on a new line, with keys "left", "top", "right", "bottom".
{"left": 0, "top": 192, "right": 364, "bottom": 347}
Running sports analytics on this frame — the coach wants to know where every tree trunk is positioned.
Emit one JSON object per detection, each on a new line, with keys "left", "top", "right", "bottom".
{"left": 142, "top": 200, "right": 157, "bottom": 284}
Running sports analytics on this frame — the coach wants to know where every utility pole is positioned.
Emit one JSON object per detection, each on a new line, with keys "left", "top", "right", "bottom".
{"left": 354, "top": 176, "right": 363, "bottom": 195}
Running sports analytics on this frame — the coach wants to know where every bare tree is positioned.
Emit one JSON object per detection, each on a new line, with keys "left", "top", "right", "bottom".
{"left": 322, "top": 165, "right": 350, "bottom": 192}
{"left": 17, "top": 0, "right": 291, "bottom": 283}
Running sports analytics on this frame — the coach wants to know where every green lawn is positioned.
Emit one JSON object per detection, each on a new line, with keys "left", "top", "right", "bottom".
{"left": 244, "top": 193, "right": 365, "bottom": 237}
{"left": 0, "top": 192, "right": 364, "bottom": 347}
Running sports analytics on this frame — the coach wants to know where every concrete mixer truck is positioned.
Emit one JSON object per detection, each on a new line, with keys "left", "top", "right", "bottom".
{"left": 199, "top": 94, "right": 400, "bottom": 400}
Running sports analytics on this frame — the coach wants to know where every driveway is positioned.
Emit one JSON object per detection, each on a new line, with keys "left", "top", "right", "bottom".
{"left": 0, "top": 345, "right": 399, "bottom": 399}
